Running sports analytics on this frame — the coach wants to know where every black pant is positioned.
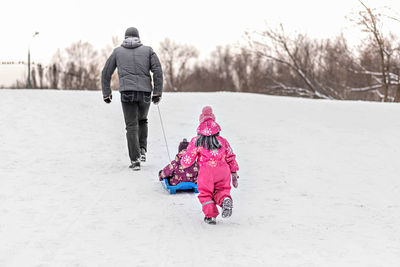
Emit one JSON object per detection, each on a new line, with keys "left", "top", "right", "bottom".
{"left": 121, "top": 92, "right": 151, "bottom": 162}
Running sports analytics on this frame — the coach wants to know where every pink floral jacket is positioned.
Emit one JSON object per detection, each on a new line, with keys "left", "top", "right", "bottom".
{"left": 181, "top": 136, "right": 239, "bottom": 172}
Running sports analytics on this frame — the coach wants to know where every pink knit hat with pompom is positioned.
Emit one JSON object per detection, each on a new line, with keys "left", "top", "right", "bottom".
{"left": 197, "top": 106, "right": 221, "bottom": 136}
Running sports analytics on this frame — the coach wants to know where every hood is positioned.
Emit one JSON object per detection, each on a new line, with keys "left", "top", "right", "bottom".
{"left": 121, "top": 37, "right": 143, "bottom": 49}
{"left": 197, "top": 119, "right": 221, "bottom": 136}
{"left": 178, "top": 138, "right": 189, "bottom": 153}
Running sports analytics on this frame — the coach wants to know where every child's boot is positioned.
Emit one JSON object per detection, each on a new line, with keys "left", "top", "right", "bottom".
{"left": 204, "top": 217, "right": 217, "bottom": 225}
{"left": 222, "top": 197, "right": 233, "bottom": 218}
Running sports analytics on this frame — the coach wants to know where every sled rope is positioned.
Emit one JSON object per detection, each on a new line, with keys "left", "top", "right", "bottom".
{"left": 157, "top": 105, "right": 171, "bottom": 162}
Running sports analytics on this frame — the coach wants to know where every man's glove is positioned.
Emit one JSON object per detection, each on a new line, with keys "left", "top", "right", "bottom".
{"left": 104, "top": 94, "right": 112, "bottom": 104}
{"left": 152, "top": 94, "right": 161, "bottom": 105}
{"left": 231, "top": 172, "right": 239, "bottom": 188}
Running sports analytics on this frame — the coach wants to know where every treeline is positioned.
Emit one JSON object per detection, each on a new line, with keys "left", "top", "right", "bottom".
{"left": 12, "top": 40, "right": 107, "bottom": 91}
{"left": 158, "top": 2, "right": 400, "bottom": 102}
{"left": 9, "top": 2, "right": 400, "bottom": 102}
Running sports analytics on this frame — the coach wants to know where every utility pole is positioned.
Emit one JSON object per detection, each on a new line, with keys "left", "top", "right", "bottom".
{"left": 27, "top": 32, "right": 39, "bottom": 89}
{"left": 395, "top": 67, "right": 400, "bottom": 102}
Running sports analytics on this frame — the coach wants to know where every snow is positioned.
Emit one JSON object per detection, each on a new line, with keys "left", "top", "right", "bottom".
{"left": 1, "top": 90, "right": 400, "bottom": 267}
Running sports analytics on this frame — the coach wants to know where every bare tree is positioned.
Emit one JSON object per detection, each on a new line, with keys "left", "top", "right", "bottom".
{"left": 47, "top": 49, "right": 65, "bottom": 89}
{"left": 208, "top": 46, "right": 237, "bottom": 92}
{"left": 352, "top": 1, "right": 400, "bottom": 101}
{"left": 63, "top": 41, "right": 99, "bottom": 90}
{"left": 232, "top": 47, "right": 253, "bottom": 92}
{"left": 31, "top": 66, "right": 37, "bottom": 89}
{"left": 47, "top": 63, "right": 59, "bottom": 89}
{"left": 395, "top": 68, "right": 400, "bottom": 102}
{"left": 63, "top": 62, "right": 76, "bottom": 89}
{"left": 100, "top": 36, "right": 121, "bottom": 90}
{"left": 249, "top": 25, "right": 342, "bottom": 99}
{"left": 37, "top": 64, "right": 44, "bottom": 89}
{"left": 158, "top": 38, "right": 198, "bottom": 91}
{"left": 232, "top": 47, "right": 268, "bottom": 93}
{"left": 346, "top": 40, "right": 389, "bottom": 101}
{"left": 317, "top": 35, "right": 359, "bottom": 100}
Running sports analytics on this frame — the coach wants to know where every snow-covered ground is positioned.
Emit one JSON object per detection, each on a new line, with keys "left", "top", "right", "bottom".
{"left": 1, "top": 90, "right": 400, "bottom": 267}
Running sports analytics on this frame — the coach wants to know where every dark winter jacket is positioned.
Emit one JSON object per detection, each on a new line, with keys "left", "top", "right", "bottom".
{"left": 159, "top": 150, "right": 199, "bottom": 186}
{"left": 101, "top": 37, "right": 163, "bottom": 97}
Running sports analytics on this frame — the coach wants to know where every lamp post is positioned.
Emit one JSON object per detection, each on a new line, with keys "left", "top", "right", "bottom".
{"left": 27, "top": 32, "right": 39, "bottom": 89}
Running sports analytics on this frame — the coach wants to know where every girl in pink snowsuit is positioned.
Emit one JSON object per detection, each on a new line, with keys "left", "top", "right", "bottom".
{"left": 181, "top": 106, "right": 239, "bottom": 225}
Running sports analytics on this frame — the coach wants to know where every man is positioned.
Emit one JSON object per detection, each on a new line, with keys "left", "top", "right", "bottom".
{"left": 101, "top": 27, "right": 163, "bottom": 171}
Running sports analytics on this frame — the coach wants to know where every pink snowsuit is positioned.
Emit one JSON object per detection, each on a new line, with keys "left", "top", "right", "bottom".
{"left": 182, "top": 135, "right": 239, "bottom": 218}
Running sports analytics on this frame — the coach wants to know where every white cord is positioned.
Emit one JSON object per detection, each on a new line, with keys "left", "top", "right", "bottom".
{"left": 157, "top": 105, "right": 171, "bottom": 162}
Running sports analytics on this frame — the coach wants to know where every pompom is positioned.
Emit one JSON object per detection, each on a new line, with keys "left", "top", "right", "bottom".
{"left": 199, "top": 106, "right": 216, "bottom": 123}
{"left": 202, "top": 106, "right": 213, "bottom": 115}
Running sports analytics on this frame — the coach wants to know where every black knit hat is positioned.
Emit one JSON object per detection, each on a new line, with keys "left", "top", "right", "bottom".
{"left": 178, "top": 138, "right": 189, "bottom": 152}
{"left": 125, "top": 27, "right": 139, "bottom": 38}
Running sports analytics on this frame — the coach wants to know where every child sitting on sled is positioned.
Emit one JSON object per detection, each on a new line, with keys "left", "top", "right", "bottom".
{"left": 181, "top": 106, "right": 239, "bottom": 225}
{"left": 159, "top": 138, "right": 199, "bottom": 185}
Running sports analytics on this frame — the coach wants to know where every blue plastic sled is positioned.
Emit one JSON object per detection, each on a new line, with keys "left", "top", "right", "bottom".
{"left": 162, "top": 178, "right": 199, "bottom": 194}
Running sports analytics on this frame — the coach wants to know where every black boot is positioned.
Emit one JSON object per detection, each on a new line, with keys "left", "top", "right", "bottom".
{"left": 140, "top": 148, "right": 146, "bottom": 162}
{"left": 129, "top": 160, "right": 141, "bottom": 171}
{"left": 204, "top": 217, "right": 216, "bottom": 225}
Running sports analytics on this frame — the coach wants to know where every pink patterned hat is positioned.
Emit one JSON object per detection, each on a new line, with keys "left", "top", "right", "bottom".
{"left": 199, "top": 106, "right": 215, "bottom": 123}
{"left": 197, "top": 106, "right": 221, "bottom": 136}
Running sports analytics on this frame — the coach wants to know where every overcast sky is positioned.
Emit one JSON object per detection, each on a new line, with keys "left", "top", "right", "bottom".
{"left": 1, "top": 0, "right": 399, "bottom": 86}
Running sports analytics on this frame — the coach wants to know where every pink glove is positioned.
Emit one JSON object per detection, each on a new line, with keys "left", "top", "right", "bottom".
{"left": 231, "top": 172, "right": 239, "bottom": 188}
